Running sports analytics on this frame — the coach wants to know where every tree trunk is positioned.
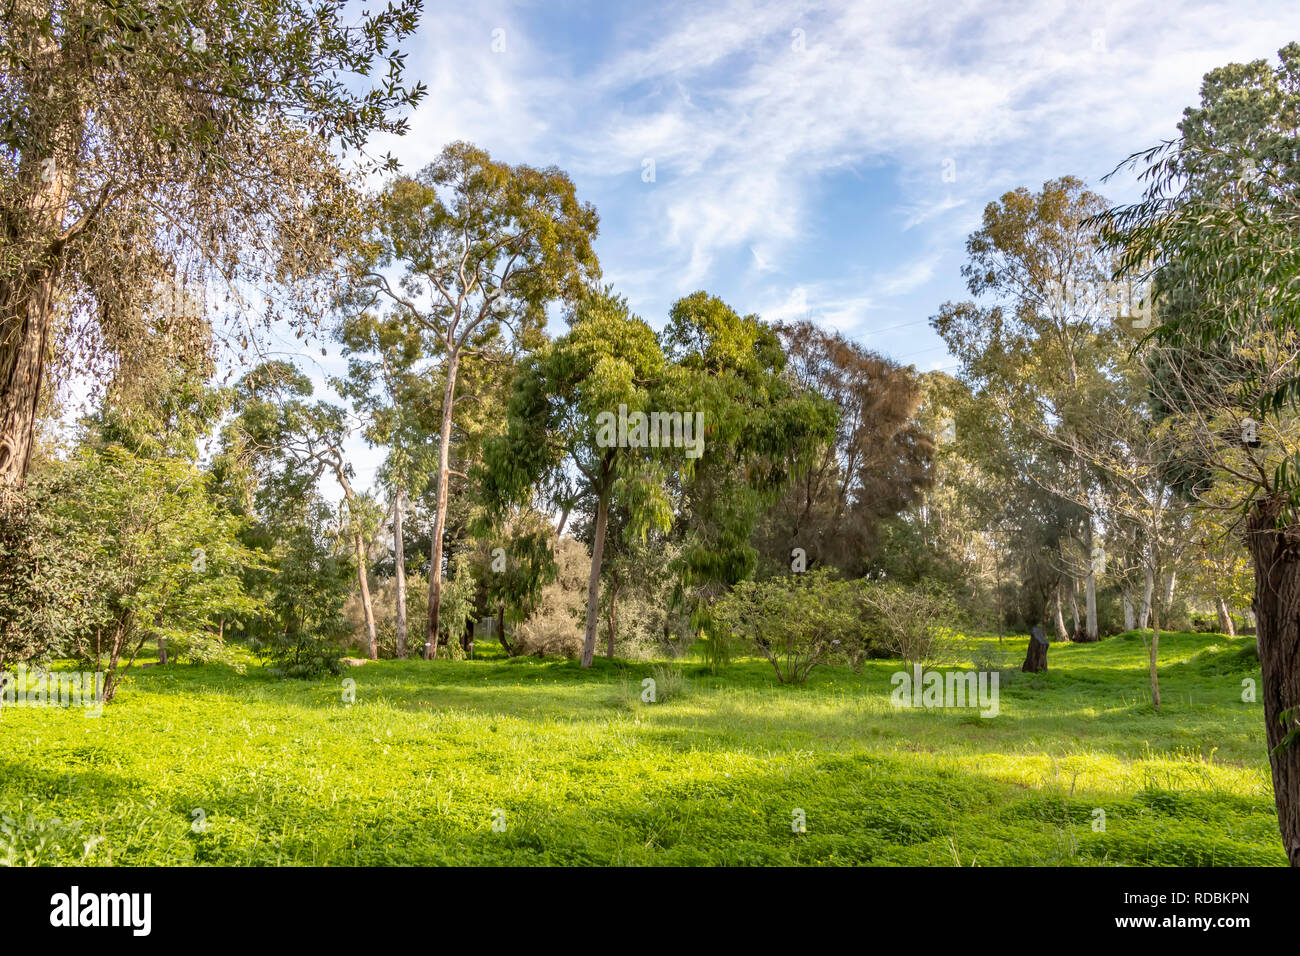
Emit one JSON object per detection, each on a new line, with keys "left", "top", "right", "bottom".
{"left": 606, "top": 581, "right": 618, "bottom": 660}
{"left": 1084, "top": 523, "right": 1099, "bottom": 640}
{"left": 581, "top": 480, "right": 611, "bottom": 668}
{"left": 1246, "top": 499, "right": 1300, "bottom": 866}
{"left": 1163, "top": 571, "right": 1177, "bottom": 609}
{"left": 1122, "top": 591, "right": 1136, "bottom": 631}
{"left": 1215, "top": 596, "right": 1236, "bottom": 637}
{"left": 1068, "top": 581, "right": 1081, "bottom": 639}
{"left": 0, "top": 106, "right": 76, "bottom": 489}
{"left": 157, "top": 636, "right": 168, "bottom": 666}
{"left": 496, "top": 602, "right": 511, "bottom": 656}
{"left": 426, "top": 351, "right": 460, "bottom": 659}
{"left": 394, "top": 486, "right": 407, "bottom": 658}
{"left": 1139, "top": 565, "right": 1154, "bottom": 630}
{"left": 1022, "top": 630, "right": 1048, "bottom": 673}
{"left": 354, "top": 531, "right": 377, "bottom": 660}
{"left": 1053, "top": 581, "right": 1069, "bottom": 641}
{"left": 0, "top": 264, "right": 59, "bottom": 488}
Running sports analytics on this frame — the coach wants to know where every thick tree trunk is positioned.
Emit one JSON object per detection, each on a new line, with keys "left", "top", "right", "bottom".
{"left": 1, "top": 80, "right": 79, "bottom": 489}
{"left": 426, "top": 351, "right": 460, "bottom": 659}
{"left": 0, "top": 269, "right": 59, "bottom": 487}
{"left": 1163, "top": 571, "right": 1177, "bottom": 609}
{"left": 0, "top": 28, "right": 90, "bottom": 490}
{"left": 393, "top": 486, "right": 407, "bottom": 658}
{"left": 581, "top": 482, "right": 611, "bottom": 668}
{"left": 1246, "top": 499, "right": 1300, "bottom": 866}
{"left": 157, "top": 636, "right": 168, "bottom": 666}
{"left": 354, "top": 531, "right": 377, "bottom": 660}
{"left": 1022, "top": 629, "right": 1048, "bottom": 673}
{"left": 1216, "top": 596, "right": 1236, "bottom": 638}
{"left": 1122, "top": 591, "right": 1136, "bottom": 631}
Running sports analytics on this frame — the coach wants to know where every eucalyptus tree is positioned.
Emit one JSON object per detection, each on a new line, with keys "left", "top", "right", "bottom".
{"left": 932, "top": 177, "right": 1129, "bottom": 641}
{"left": 336, "top": 310, "right": 439, "bottom": 657}
{"left": 354, "top": 142, "right": 599, "bottom": 657}
{"left": 0, "top": 0, "right": 424, "bottom": 489}
{"left": 659, "top": 292, "right": 837, "bottom": 654}
{"left": 1097, "top": 44, "right": 1300, "bottom": 863}
{"left": 227, "top": 361, "right": 380, "bottom": 660}
{"left": 480, "top": 288, "right": 670, "bottom": 667}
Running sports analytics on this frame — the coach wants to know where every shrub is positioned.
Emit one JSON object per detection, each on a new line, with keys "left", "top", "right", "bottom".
{"left": 856, "top": 580, "right": 963, "bottom": 668}
{"left": 513, "top": 537, "right": 591, "bottom": 658}
{"left": 649, "top": 662, "right": 685, "bottom": 702}
{"left": 608, "top": 662, "right": 685, "bottom": 710}
{"left": 713, "top": 570, "right": 855, "bottom": 683}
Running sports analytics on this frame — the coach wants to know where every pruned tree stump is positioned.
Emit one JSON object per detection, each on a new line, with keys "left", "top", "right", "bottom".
{"left": 1022, "top": 625, "right": 1049, "bottom": 673}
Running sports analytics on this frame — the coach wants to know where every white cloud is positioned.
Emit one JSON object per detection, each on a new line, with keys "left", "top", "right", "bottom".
{"left": 389, "top": 0, "right": 1297, "bottom": 302}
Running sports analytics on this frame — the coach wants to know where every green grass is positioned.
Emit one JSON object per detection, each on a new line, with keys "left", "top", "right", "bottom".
{"left": 0, "top": 630, "right": 1285, "bottom": 865}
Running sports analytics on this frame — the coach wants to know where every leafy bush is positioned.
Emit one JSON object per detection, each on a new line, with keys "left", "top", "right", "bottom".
{"left": 856, "top": 580, "right": 963, "bottom": 667}
{"left": 713, "top": 570, "right": 856, "bottom": 683}
{"left": 253, "top": 630, "right": 347, "bottom": 679}
{"left": 514, "top": 537, "right": 591, "bottom": 658}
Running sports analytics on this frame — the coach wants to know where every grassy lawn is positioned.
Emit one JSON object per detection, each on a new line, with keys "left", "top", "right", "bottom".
{"left": 0, "top": 630, "right": 1284, "bottom": 866}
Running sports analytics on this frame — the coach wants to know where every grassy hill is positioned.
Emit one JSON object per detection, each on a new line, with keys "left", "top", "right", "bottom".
{"left": 0, "top": 630, "right": 1285, "bottom": 865}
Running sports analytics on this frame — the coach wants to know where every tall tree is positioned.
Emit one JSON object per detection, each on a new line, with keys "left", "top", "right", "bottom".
{"left": 756, "top": 320, "right": 931, "bottom": 574}
{"left": 1097, "top": 44, "right": 1300, "bottom": 863}
{"left": 336, "top": 310, "right": 439, "bottom": 658}
{"left": 354, "top": 142, "right": 598, "bottom": 658}
{"left": 0, "top": 0, "right": 424, "bottom": 488}
{"left": 481, "top": 288, "right": 671, "bottom": 667}
{"left": 660, "top": 292, "right": 837, "bottom": 651}
{"left": 933, "top": 177, "right": 1127, "bottom": 641}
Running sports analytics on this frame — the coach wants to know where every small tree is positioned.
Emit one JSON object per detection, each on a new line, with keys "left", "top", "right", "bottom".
{"left": 856, "top": 580, "right": 962, "bottom": 671}
{"left": 34, "top": 445, "right": 256, "bottom": 702}
{"left": 713, "top": 570, "right": 855, "bottom": 684}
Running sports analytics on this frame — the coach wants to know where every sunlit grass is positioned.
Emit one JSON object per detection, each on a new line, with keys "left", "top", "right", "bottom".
{"left": 0, "top": 630, "right": 1283, "bottom": 865}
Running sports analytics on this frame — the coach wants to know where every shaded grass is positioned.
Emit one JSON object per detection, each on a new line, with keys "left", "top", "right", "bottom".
{"left": 0, "top": 630, "right": 1284, "bottom": 865}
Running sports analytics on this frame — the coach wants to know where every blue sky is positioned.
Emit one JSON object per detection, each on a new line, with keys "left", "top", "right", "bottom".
{"left": 315, "top": 0, "right": 1298, "bottom": 492}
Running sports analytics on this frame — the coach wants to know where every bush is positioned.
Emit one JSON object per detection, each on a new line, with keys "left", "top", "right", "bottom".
{"left": 649, "top": 662, "right": 685, "bottom": 702}
{"left": 713, "top": 570, "right": 855, "bottom": 683}
{"left": 855, "top": 580, "right": 963, "bottom": 668}
{"left": 608, "top": 662, "right": 686, "bottom": 710}
{"left": 252, "top": 628, "right": 346, "bottom": 679}
{"left": 513, "top": 537, "right": 591, "bottom": 658}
